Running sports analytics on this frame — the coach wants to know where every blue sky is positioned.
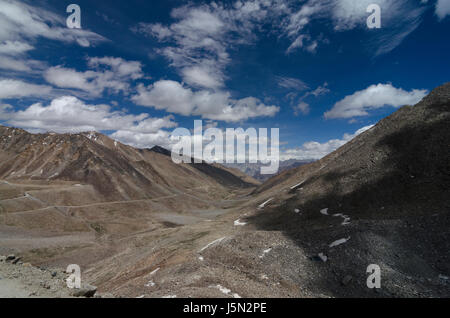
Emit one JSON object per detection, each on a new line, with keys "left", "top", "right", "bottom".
{"left": 0, "top": 0, "right": 449, "bottom": 160}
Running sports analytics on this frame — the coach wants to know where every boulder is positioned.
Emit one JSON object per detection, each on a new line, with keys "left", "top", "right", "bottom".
{"left": 71, "top": 284, "right": 97, "bottom": 298}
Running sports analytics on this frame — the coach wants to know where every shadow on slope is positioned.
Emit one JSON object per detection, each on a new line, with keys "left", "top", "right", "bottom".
{"left": 247, "top": 112, "right": 450, "bottom": 297}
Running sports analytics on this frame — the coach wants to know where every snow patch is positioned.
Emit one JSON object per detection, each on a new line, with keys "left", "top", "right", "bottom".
{"left": 211, "top": 285, "right": 241, "bottom": 298}
{"left": 332, "top": 213, "right": 351, "bottom": 225}
{"left": 234, "top": 219, "right": 247, "bottom": 226}
{"left": 145, "top": 280, "right": 155, "bottom": 287}
{"left": 258, "top": 198, "right": 273, "bottom": 209}
{"left": 162, "top": 295, "right": 177, "bottom": 298}
{"left": 290, "top": 180, "right": 306, "bottom": 190}
{"left": 149, "top": 268, "right": 160, "bottom": 275}
{"left": 198, "top": 256, "right": 204, "bottom": 261}
{"left": 329, "top": 237, "right": 350, "bottom": 248}
{"left": 294, "top": 209, "right": 300, "bottom": 213}
{"left": 318, "top": 253, "right": 328, "bottom": 262}
{"left": 259, "top": 248, "right": 272, "bottom": 259}
{"left": 320, "top": 208, "right": 329, "bottom": 215}
{"left": 199, "top": 237, "right": 226, "bottom": 252}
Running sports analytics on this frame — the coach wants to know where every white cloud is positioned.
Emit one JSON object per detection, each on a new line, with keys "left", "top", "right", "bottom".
{"left": 276, "top": 76, "right": 309, "bottom": 91}
{"left": 181, "top": 66, "right": 224, "bottom": 89}
{"left": 134, "top": 1, "right": 288, "bottom": 89}
{"left": 324, "top": 83, "right": 427, "bottom": 119}
{"left": 0, "top": 0, "right": 105, "bottom": 47}
{"left": 0, "top": 96, "right": 177, "bottom": 149}
{"left": 286, "top": 34, "right": 311, "bottom": 54}
{"left": 0, "top": 1, "right": 105, "bottom": 75}
{"left": 87, "top": 57, "right": 144, "bottom": 80}
{"left": 0, "top": 40, "right": 41, "bottom": 72}
{"left": 281, "top": 125, "right": 374, "bottom": 160}
{"left": 436, "top": 0, "right": 450, "bottom": 20}
{"left": 305, "top": 82, "right": 330, "bottom": 98}
{"left": 0, "top": 56, "right": 32, "bottom": 72}
{"left": 0, "top": 79, "right": 52, "bottom": 99}
{"left": 332, "top": 0, "right": 387, "bottom": 31}
{"left": 293, "top": 102, "right": 310, "bottom": 116}
{"left": 280, "top": 0, "right": 427, "bottom": 56}
{"left": 133, "top": 23, "right": 173, "bottom": 40}
{"left": 110, "top": 129, "right": 175, "bottom": 149}
{"left": 44, "top": 57, "right": 144, "bottom": 97}
{"left": 0, "top": 40, "right": 33, "bottom": 54}
{"left": 331, "top": 0, "right": 427, "bottom": 56}
{"left": 132, "top": 80, "right": 279, "bottom": 122}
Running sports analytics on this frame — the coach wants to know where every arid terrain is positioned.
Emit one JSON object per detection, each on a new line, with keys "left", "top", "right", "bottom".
{"left": 0, "top": 83, "right": 449, "bottom": 298}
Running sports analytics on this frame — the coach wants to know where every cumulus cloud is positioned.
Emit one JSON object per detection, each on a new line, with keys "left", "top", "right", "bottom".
{"left": 0, "top": 79, "right": 52, "bottom": 99}
{"left": 324, "top": 83, "right": 427, "bottom": 119}
{"left": 132, "top": 80, "right": 279, "bottom": 122}
{"left": 181, "top": 66, "right": 224, "bottom": 89}
{"left": 44, "top": 57, "right": 144, "bottom": 97}
{"left": 0, "top": 95, "right": 177, "bottom": 135}
{"left": 281, "top": 125, "right": 374, "bottom": 160}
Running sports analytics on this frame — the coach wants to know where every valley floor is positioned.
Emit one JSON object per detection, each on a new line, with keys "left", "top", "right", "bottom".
{"left": 1, "top": 177, "right": 449, "bottom": 298}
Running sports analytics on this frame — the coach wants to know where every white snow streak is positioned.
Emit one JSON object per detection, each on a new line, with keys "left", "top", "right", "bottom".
{"left": 329, "top": 237, "right": 350, "bottom": 248}
{"left": 199, "top": 237, "right": 226, "bottom": 252}
{"left": 258, "top": 198, "right": 273, "bottom": 209}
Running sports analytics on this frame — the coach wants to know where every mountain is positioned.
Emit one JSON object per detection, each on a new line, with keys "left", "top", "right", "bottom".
{"left": 148, "top": 145, "right": 260, "bottom": 187}
{"left": 0, "top": 128, "right": 254, "bottom": 201}
{"left": 225, "top": 159, "right": 314, "bottom": 182}
{"left": 0, "top": 83, "right": 449, "bottom": 298}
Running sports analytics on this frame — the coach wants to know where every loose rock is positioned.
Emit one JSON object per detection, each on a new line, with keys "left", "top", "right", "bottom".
{"left": 71, "top": 284, "right": 97, "bottom": 298}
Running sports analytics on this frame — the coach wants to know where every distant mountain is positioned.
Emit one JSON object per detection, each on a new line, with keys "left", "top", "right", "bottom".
{"left": 224, "top": 159, "right": 314, "bottom": 182}
{"left": 149, "top": 145, "right": 260, "bottom": 187}
{"left": 0, "top": 127, "right": 255, "bottom": 202}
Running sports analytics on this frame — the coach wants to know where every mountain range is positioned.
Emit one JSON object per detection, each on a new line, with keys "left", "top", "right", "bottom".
{"left": 0, "top": 83, "right": 449, "bottom": 298}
